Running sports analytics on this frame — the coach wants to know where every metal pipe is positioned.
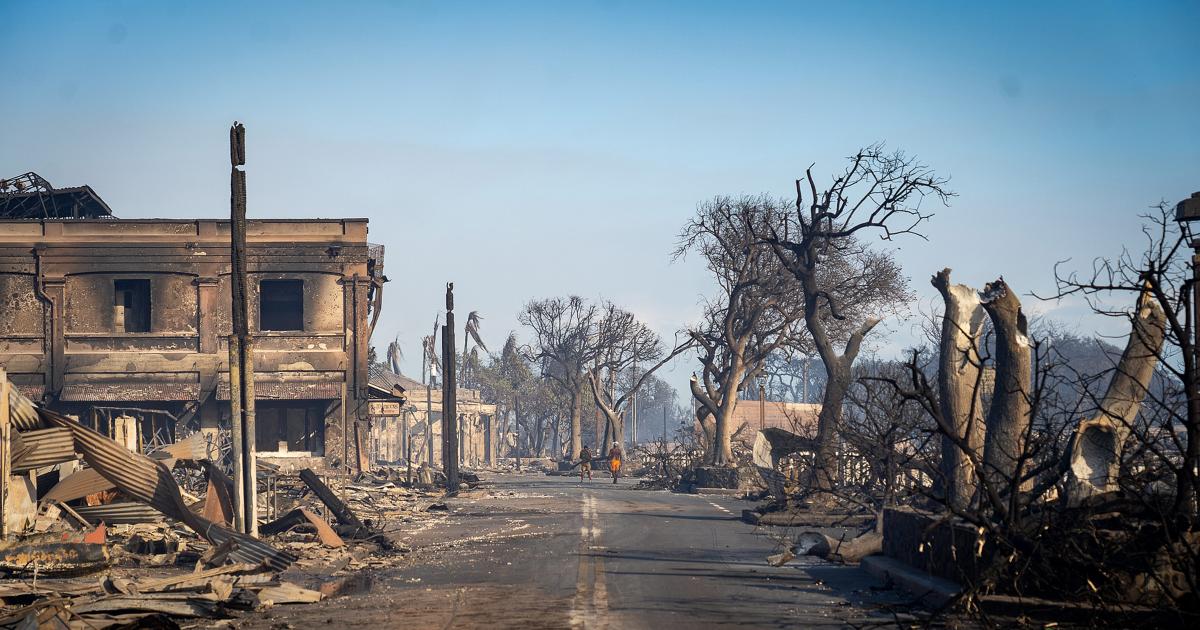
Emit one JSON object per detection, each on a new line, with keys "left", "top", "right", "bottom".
{"left": 32, "top": 246, "right": 55, "bottom": 398}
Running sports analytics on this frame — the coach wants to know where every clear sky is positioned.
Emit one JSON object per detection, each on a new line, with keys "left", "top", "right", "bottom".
{"left": 3, "top": 1, "right": 1198, "bottom": 399}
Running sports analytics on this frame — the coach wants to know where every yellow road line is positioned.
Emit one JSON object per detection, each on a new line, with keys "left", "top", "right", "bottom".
{"left": 571, "top": 493, "right": 610, "bottom": 628}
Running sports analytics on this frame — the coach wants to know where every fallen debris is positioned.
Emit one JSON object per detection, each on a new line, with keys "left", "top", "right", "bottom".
{"left": 299, "top": 469, "right": 368, "bottom": 537}
{"left": 261, "top": 508, "right": 345, "bottom": 548}
{"left": 774, "top": 530, "right": 883, "bottom": 565}
{"left": 0, "top": 532, "right": 110, "bottom": 575}
{"left": 0, "top": 385, "right": 446, "bottom": 628}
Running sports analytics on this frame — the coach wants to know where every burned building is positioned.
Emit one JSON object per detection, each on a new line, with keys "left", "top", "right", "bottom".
{"left": 0, "top": 202, "right": 384, "bottom": 473}
{"left": 367, "top": 366, "right": 497, "bottom": 469}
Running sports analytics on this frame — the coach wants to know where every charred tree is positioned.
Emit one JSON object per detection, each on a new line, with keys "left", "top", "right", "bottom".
{"left": 932, "top": 268, "right": 986, "bottom": 511}
{"left": 676, "top": 196, "right": 806, "bottom": 466}
{"left": 760, "top": 146, "right": 952, "bottom": 497}
{"left": 587, "top": 337, "right": 687, "bottom": 453}
{"left": 1067, "top": 290, "right": 1166, "bottom": 501}
{"left": 520, "top": 297, "right": 602, "bottom": 460}
{"left": 979, "top": 278, "right": 1031, "bottom": 502}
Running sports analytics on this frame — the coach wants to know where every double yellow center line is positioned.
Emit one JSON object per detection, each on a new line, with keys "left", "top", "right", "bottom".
{"left": 571, "top": 493, "right": 609, "bottom": 628}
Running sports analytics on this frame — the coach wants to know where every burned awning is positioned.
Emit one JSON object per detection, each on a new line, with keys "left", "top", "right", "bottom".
{"left": 216, "top": 380, "right": 341, "bottom": 401}
{"left": 14, "top": 383, "right": 43, "bottom": 400}
{"left": 59, "top": 382, "right": 201, "bottom": 402}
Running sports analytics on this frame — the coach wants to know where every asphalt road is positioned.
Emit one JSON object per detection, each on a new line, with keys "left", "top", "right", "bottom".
{"left": 254, "top": 473, "right": 913, "bottom": 629}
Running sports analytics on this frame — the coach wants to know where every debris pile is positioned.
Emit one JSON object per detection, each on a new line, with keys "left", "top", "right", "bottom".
{"left": 0, "top": 381, "right": 454, "bottom": 627}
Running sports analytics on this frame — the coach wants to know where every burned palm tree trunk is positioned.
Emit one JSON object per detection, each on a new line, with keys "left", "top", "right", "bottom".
{"left": 442, "top": 283, "right": 459, "bottom": 492}
{"left": 980, "top": 278, "right": 1031, "bottom": 503}
{"left": 932, "top": 269, "right": 986, "bottom": 511}
{"left": 228, "top": 122, "right": 257, "bottom": 536}
{"left": 1068, "top": 291, "right": 1165, "bottom": 502}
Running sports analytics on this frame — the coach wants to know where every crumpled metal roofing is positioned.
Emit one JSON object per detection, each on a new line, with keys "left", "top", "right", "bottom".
{"left": 6, "top": 384, "right": 43, "bottom": 432}
{"left": 42, "top": 410, "right": 297, "bottom": 571}
{"left": 40, "top": 433, "right": 209, "bottom": 504}
{"left": 72, "top": 502, "right": 165, "bottom": 525}
{"left": 11, "top": 427, "right": 75, "bottom": 473}
{"left": 5, "top": 386, "right": 296, "bottom": 571}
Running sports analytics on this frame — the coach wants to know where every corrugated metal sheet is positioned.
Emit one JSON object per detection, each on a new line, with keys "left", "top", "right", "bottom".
{"left": 12, "top": 427, "right": 76, "bottom": 473}
{"left": 152, "top": 432, "right": 210, "bottom": 462}
{"left": 6, "top": 385, "right": 45, "bottom": 432}
{"left": 72, "top": 502, "right": 164, "bottom": 525}
{"left": 41, "top": 410, "right": 297, "bottom": 571}
{"left": 60, "top": 382, "right": 200, "bottom": 402}
{"left": 216, "top": 381, "right": 341, "bottom": 400}
{"left": 41, "top": 433, "right": 211, "bottom": 504}
{"left": 41, "top": 468, "right": 113, "bottom": 504}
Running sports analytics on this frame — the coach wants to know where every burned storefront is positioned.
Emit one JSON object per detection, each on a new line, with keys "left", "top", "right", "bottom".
{"left": 367, "top": 366, "right": 497, "bottom": 469}
{"left": 0, "top": 175, "right": 385, "bottom": 474}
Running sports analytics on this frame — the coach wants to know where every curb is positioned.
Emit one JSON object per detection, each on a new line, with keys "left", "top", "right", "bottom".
{"left": 860, "top": 555, "right": 960, "bottom": 608}
{"left": 693, "top": 487, "right": 741, "bottom": 496}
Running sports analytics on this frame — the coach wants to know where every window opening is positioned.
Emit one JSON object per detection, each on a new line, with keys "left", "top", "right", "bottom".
{"left": 259, "top": 279, "right": 304, "bottom": 331}
{"left": 114, "top": 279, "right": 151, "bottom": 333}
{"left": 255, "top": 401, "right": 325, "bottom": 454}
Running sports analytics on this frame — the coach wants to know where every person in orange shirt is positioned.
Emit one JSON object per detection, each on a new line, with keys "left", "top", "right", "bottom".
{"left": 607, "top": 442, "right": 623, "bottom": 484}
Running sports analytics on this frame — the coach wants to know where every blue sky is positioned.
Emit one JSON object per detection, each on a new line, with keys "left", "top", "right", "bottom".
{"left": 3, "top": 1, "right": 1199, "bottom": 398}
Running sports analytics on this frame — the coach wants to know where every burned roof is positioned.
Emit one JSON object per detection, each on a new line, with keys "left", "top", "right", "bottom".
{"left": 0, "top": 172, "right": 114, "bottom": 219}
{"left": 369, "top": 364, "right": 413, "bottom": 399}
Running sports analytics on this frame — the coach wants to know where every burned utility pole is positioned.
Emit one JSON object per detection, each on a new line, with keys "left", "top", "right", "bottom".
{"left": 228, "top": 121, "right": 258, "bottom": 536}
{"left": 441, "top": 283, "right": 460, "bottom": 492}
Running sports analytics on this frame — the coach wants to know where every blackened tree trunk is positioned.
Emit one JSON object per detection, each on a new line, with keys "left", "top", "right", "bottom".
{"left": 759, "top": 149, "right": 952, "bottom": 498}
{"left": 932, "top": 269, "right": 986, "bottom": 511}
{"left": 1068, "top": 291, "right": 1165, "bottom": 501}
{"left": 803, "top": 267, "right": 880, "bottom": 493}
{"left": 569, "top": 385, "right": 582, "bottom": 459}
{"left": 979, "top": 278, "right": 1031, "bottom": 504}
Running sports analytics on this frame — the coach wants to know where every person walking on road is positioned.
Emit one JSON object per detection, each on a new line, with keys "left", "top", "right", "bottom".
{"left": 579, "top": 445, "right": 593, "bottom": 481}
{"left": 608, "top": 442, "right": 623, "bottom": 484}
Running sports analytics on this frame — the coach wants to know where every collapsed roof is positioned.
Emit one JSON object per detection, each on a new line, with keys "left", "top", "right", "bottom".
{"left": 0, "top": 171, "right": 114, "bottom": 219}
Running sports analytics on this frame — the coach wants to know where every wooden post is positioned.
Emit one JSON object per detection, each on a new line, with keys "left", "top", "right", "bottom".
{"left": 759, "top": 380, "right": 766, "bottom": 431}
{"left": 442, "top": 283, "right": 459, "bottom": 492}
{"left": 405, "top": 409, "right": 413, "bottom": 483}
{"left": 0, "top": 369, "right": 10, "bottom": 541}
{"left": 228, "top": 122, "right": 258, "bottom": 536}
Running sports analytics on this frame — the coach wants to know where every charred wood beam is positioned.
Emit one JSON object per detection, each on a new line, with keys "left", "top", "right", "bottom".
{"left": 228, "top": 120, "right": 257, "bottom": 536}
{"left": 298, "top": 468, "right": 367, "bottom": 537}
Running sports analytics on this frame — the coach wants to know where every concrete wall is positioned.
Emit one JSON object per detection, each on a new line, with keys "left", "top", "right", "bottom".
{"left": 0, "top": 274, "right": 43, "bottom": 336}
{"left": 881, "top": 508, "right": 990, "bottom": 584}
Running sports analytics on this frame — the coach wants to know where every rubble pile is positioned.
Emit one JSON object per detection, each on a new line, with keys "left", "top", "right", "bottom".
{"left": 0, "top": 384, "right": 455, "bottom": 628}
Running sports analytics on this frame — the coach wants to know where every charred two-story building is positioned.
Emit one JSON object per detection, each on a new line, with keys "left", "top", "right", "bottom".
{"left": 0, "top": 174, "right": 384, "bottom": 473}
